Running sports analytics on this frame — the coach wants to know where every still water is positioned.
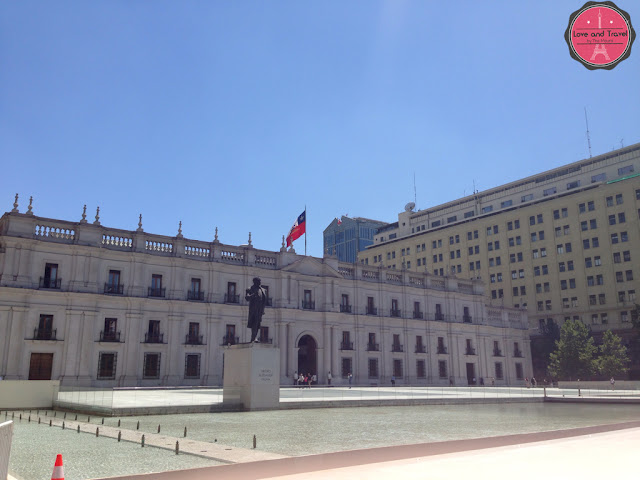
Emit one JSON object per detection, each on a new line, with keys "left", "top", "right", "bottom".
{"left": 9, "top": 403, "right": 640, "bottom": 479}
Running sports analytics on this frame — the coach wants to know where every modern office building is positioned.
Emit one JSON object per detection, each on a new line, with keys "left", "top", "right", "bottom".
{"left": 357, "top": 144, "right": 640, "bottom": 377}
{"left": 323, "top": 216, "right": 388, "bottom": 263}
{"left": 0, "top": 206, "right": 530, "bottom": 387}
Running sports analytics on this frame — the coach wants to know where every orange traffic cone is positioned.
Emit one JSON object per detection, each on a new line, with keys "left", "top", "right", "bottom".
{"left": 51, "top": 454, "right": 64, "bottom": 480}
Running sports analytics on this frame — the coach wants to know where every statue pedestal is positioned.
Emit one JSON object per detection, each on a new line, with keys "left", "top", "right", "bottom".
{"left": 223, "top": 343, "right": 280, "bottom": 411}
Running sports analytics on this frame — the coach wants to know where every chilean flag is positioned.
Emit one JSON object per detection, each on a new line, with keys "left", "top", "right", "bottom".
{"left": 286, "top": 210, "right": 306, "bottom": 247}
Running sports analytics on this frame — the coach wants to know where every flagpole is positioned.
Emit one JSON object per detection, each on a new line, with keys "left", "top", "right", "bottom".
{"left": 304, "top": 205, "right": 307, "bottom": 256}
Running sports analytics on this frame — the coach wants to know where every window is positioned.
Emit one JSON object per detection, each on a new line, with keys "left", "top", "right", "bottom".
{"left": 416, "top": 360, "right": 426, "bottom": 378}
{"left": 616, "top": 194, "right": 623, "bottom": 205}
{"left": 618, "top": 212, "right": 626, "bottom": 223}
{"left": 341, "top": 358, "right": 353, "bottom": 378}
{"left": 467, "top": 231, "right": 473, "bottom": 241}
{"left": 534, "top": 266, "right": 540, "bottom": 276}
{"left": 596, "top": 274, "right": 604, "bottom": 285}
{"left": 623, "top": 251, "right": 630, "bottom": 262}
{"left": 185, "top": 354, "right": 201, "bottom": 379}
{"left": 544, "top": 187, "right": 556, "bottom": 196}
{"left": 393, "top": 359, "right": 403, "bottom": 378}
{"left": 621, "top": 231, "right": 628, "bottom": 242}
{"left": 611, "top": 233, "right": 619, "bottom": 244}
{"left": 143, "top": 353, "right": 161, "bottom": 379}
{"left": 589, "top": 295, "right": 597, "bottom": 305}
{"left": 566, "top": 180, "right": 580, "bottom": 190}
{"left": 585, "top": 257, "right": 592, "bottom": 268}
{"left": 482, "top": 206, "right": 493, "bottom": 213}
{"left": 606, "top": 196, "right": 614, "bottom": 207}
{"left": 587, "top": 276, "right": 595, "bottom": 286}
{"left": 592, "top": 237, "right": 599, "bottom": 248}
{"left": 368, "top": 358, "right": 379, "bottom": 378}
{"left": 529, "top": 216, "right": 535, "bottom": 226}
{"left": 521, "top": 194, "right": 533, "bottom": 203}
{"left": 515, "top": 363, "right": 524, "bottom": 380}
{"left": 626, "top": 270, "right": 634, "bottom": 281}
{"left": 570, "top": 279, "right": 576, "bottom": 289}
{"left": 447, "top": 216, "right": 457, "bottom": 224}
{"left": 438, "top": 360, "right": 447, "bottom": 378}
{"left": 464, "top": 210, "right": 474, "bottom": 218}
{"left": 97, "top": 353, "right": 117, "bottom": 380}
{"left": 594, "top": 256, "right": 602, "bottom": 265}
{"left": 501, "top": 200, "right": 513, "bottom": 208}
{"left": 581, "top": 221, "right": 588, "bottom": 231}
{"left": 599, "top": 293, "right": 606, "bottom": 305}
{"left": 618, "top": 165, "right": 634, "bottom": 175}
{"left": 303, "top": 289, "right": 314, "bottom": 309}
{"left": 42, "top": 263, "right": 59, "bottom": 289}
{"left": 531, "top": 233, "right": 537, "bottom": 242}
{"left": 102, "top": 318, "right": 118, "bottom": 342}
{"left": 106, "top": 270, "right": 121, "bottom": 294}
{"left": 579, "top": 203, "right": 586, "bottom": 213}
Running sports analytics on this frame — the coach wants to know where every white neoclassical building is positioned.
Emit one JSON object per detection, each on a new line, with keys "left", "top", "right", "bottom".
{"left": 0, "top": 205, "right": 533, "bottom": 387}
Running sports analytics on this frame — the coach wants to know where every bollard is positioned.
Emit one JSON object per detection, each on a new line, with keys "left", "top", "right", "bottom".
{"left": 88, "top": 416, "right": 90, "bottom": 422}
{"left": 28, "top": 415, "right": 31, "bottom": 422}
{"left": 214, "top": 439, "right": 217, "bottom": 442}
{"left": 19, "top": 413, "right": 22, "bottom": 420}
{"left": 157, "top": 424, "right": 161, "bottom": 434}
{"left": 578, "top": 388, "right": 581, "bottom": 397}
{"left": 253, "top": 434, "right": 256, "bottom": 449}
{"left": 118, "top": 419, "right": 121, "bottom": 427}
{"left": 45, "top": 411, "right": 48, "bottom": 417}
{"left": 184, "top": 427, "right": 187, "bottom": 438}
{"left": 175, "top": 440, "right": 179, "bottom": 455}
{"left": 141, "top": 434, "right": 145, "bottom": 447}
{"left": 102, "top": 418, "right": 104, "bottom": 425}
{"left": 96, "top": 427, "right": 99, "bottom": 437}
{"left": 64, "top": 412, "right": 67, "bottom": 419}
{"left": 38, "top": 417, "right": 41, "bottom": 424}
{"left": 118, "top": 431, "right": 122, "bottom": 442}
{"left": 544, "top": 387, "right": 547, "bottom": 397}
{"left": 49, "top": 419, "right": 52, "bottom": 427}
{"left": 62, "top": 421, "right": 65, "bottom": 430}
{"left": 137, "top": 421, "right": 140, "bottom": 430}
{"left": 75, "top": 414, "right": 78, "bottom": 421}
{"left": 11, "top": 413, "right": 14, "bottom": 419}
{"left": 77, "top": 425, "right": 80, "bottom": 433}
{"left": 54, "top": 412, "right": 57, "bottom": 417}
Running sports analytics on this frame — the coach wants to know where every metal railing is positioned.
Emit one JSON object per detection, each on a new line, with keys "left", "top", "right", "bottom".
{"left": 493, "top": 349, "right": 503, "bottom": 357}
{"left": 340, "top": 304, "right": 352, "bottom": 313}
{"left": 465, "top": 347, "right": 476, "bottom": 355}
{"left": 144, "top": 333, "right": 164, "bottom": 343}
{"left": 390, "top": 309, "right": 401, "bottom": 318}
{"left": 366, "top": 307, "right": 378, "bottom": 315}
{"left": 104, "top": 283, "right": 124, "bottom": 295}
{"left": 302, "top": 300, "right": 315, "bottom": 310}
{"left": 221, "top": 335, "right": 239, "bottom": 346}
{"left": 392, "top": 344, "right": 404, "bottom": 353}
{"left": 148, "top": 287, "right": 166, "bottom": 298}
{"left": 415, "top": 345, "right": 426, "bottom": 353}
{"left": 463, "top": 315, "right": 472, "bottom": 323}
{"left": 367, "top": 343, "right": 379, "bottom": 352}
{"left": 187, "top": 290, "right": 205, "bottom": 301}
{"left": 437, "top": 346, "right": 448, "bottom": 354}
{"left": 185, "top": 334, "right": 204, "bottom": 345}
{"left": 33, "top": 328, "right": 57, "bottom": 340}
{"left": 340, "top": 341, "right": 354, "bottom": 350}
{"left": 514, "top": 349, "right": 523, "bottom": 357}
{"left": 435, "top": 313, "right": 444, "bottom": 321}
{"left": 224, "top": 294, "right": 240, "bottom": 304}
{"left": 413, "top": 311, "right": 424, "bottom": 319}
{"left": 39, "top": 277, "right": 61, "bottom": 289}
{"left": 100, "top": 331, "right": 121, "bottom": 342}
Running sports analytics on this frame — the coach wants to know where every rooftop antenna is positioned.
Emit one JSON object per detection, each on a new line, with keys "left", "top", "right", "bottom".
{"left": 584, "top": 107, "right": 592, "bottom": 158}
{"left": 413, "top": 172, "right": 417, "bottom": 206}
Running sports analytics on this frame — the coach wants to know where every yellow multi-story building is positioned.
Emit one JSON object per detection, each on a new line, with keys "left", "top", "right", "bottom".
{"left": 357, "top": 144, "right": 640, "bottom": 377}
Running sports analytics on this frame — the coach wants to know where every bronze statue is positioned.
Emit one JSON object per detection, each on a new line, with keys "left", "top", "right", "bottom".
{"left": 245, "top": 277, "right": 267, "bottom": 342}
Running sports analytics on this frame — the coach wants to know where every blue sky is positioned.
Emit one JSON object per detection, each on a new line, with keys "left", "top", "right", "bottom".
{"left": 1, "top": 1, "right": 638, "bottom": 257}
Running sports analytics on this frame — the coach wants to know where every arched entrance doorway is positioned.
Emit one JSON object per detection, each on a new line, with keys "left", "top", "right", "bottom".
{"left": 297, "top": 335, "right": 317, "bottom": 377}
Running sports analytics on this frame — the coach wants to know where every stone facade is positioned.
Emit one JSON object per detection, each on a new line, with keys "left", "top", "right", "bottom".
{"left": 0, "top": 210, "right": 531, "bottom": 387}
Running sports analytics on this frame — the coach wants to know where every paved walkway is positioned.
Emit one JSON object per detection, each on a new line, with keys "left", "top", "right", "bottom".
{"left": 90, "top": 422, "right": 640, "bottom": 479}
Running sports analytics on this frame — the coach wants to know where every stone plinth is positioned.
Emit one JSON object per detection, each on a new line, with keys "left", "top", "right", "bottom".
{"left": 223, "top": 343, "right": 280, "bottom": 410}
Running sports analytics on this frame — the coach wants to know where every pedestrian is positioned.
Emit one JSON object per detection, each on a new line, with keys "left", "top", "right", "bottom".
{"left": 491, "top": 377, "right": 495, "bottom": 386}
{"left": 391, "top": 375, "right": 396, "bottom": 386}
{"left": 531, "top": 377, "right": 537, "bottom": 387}
{"left": 327, "top": 371, "right": 332, "bottom": 386}
{"left": 348, "top": 372, "right": 353, "bottom": 388}
{"left": 298, "top": 372, "right": 304, "bottom": 387}
{"left": 307, "top": 373, "right": 312, "bottom": 388}
{"left": 610, "top": 377, "right": 615, "bottom": 391}
{"left": 472, "top": 377, "right": 476, "bottom": 385}
{"left": 480, "top": 377, "right": 484, "bottom": 386}
{"left": 294, "top": 371, "right": 298, "bottom": 386}
{"left": 312, "top": 374, "right": 317, "bottom": 385}
{"left": 525, "top": 377, "right": 529, "bottom": 388}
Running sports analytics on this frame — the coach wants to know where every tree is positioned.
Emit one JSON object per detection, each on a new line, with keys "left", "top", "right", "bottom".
{"left": 596, "top": 330, "right": 630, "bottom": 378}
{"left": 548, "top": 319, "right": 596, "bottom": 380}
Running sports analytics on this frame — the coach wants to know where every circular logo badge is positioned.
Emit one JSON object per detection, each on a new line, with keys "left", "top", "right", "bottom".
{"left": 565, "top": 1, "right": 636, "bottom": 70}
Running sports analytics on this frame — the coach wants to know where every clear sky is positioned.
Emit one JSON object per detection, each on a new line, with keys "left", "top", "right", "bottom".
{"left": 1, "top": 1, "right": 639, "bottom": 258}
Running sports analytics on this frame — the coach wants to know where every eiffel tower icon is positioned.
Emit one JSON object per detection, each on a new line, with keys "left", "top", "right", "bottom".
{"left": 590, "top": 44, "right": 610, "bottom": 61}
